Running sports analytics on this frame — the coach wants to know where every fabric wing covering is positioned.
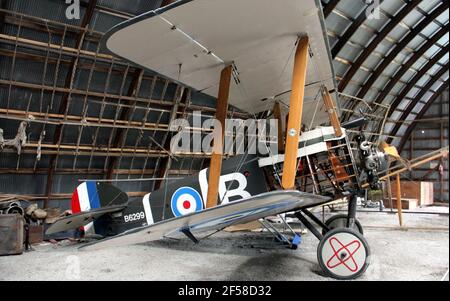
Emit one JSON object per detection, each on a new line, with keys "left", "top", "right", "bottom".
{"left": 80, "top": 190, "right": 330, "bottom": 251}
{"left": 103, "top": 0, "right": 337, "bottom": 127}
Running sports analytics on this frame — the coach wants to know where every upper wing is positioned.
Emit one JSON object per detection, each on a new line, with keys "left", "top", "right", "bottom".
{"left": 80, "top": 190, "right": 330, "bottom": 251}
{"left": 102, "top": 0, "right": 336, "bottom": 126}
{"left": 45, "top": 205, "right": 126, "bottom": 235}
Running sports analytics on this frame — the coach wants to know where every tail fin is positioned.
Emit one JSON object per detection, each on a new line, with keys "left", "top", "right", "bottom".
{"left": 72, "top": 181, "right": 128, "bottom": 214}
{"left": 46, "top": 182, "right": 128, "bottom": 236}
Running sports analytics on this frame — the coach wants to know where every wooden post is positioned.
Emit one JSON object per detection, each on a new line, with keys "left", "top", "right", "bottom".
{"left": 282, "top": 36, "right": 309, "bottom": 190}
{"left": 272, "top": 101, "right": 284, "bottom": 153}
{"left": 161, "top": 0, "right": 175, "bottom": 6}
{"left": 410, "top": 132, "right": 414, "bottom": 179}
{"left": 440, "top": 121, "right": 444, "bottom": 203}
{"left": 395, "top": 174, "right": 403, "bottom": 226}
{"left": 206, "top": 65, "right": 232, "bottom": 208}
{"left": 322, "top": 88, "right": 343, "bottom": 137}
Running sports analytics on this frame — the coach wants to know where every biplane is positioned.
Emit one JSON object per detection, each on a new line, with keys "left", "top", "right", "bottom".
{"left": 45, "top": 0, "right": 393, "bottom": 279}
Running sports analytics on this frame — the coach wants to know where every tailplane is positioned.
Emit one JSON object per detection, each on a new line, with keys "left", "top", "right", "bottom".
{"left": 45, "top": 182, "right": 128, "bottom": 236}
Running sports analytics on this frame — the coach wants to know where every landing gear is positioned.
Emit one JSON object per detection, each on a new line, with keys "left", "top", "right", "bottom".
{"left": 317, "top": 228, "right": 370, "bottom": 280}
{"left": 322, "top": 214, "right": 363, "bottom": 235}
{"left": 293, "top": 192, "right": 370, "bottom": 279}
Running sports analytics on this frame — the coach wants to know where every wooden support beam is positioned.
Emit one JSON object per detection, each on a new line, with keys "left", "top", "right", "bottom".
{"left": 385, "top": 162, "right": 394, "bottom": 211}
{"left": 0, "top": 79, "right": 173, "bottom": 107}
{"left": 373, "top": 27, "right": 448, "bottom": 108}
{"left": 1, "top": 145, "right": 210, "bottom": 158}
{"left": 0, "top": 78, "right": 247, "bottom": 118}
{"left": 322, "top": 88, "right": 342, "bottom": 137}
{"left": 0, "top": 108, "right": 171, "bottom": 131}
{"left": 0, "top": 191, "right": 155, "bottom": 201}
{"left": 409, "top": 131, "right": 413, "bottom": 164}
{"left": 154, "top": 86, "right": 187, "bottom": 191}
{"left": 375, "top": 149, "right": 449, "bottom": 183}
{"left": 386, "top": 45, "right": 449, "bottom": 120}
{"left": 338, "top": 0, "right": 422, "bottom": 93}
{"left": 44, "top": 0, "right": 98, "bottom": 207}
{"left": 343, "top": 1, "right": 449, "bottom": 120}
{"left": 0, "top": 168, "right": 194, "bottom": 176}
{"left": 331, "top": 1, "right": 385, "bottom": 58}
{"left": 161, "top": 0, "right": 176, "bottom": 6}
{"left": 206, "top": 65, "right": 232, "bottom": 208}
{"left": 1, "top": 7, "right": 105, "bottom": 36}
{"left": 404, "top": 147, "right": 450, "bottom": 152}
{"left": 395, "top": 174, "right": 403, "bottom": 227}
{"left": 323, "top": 0, "right": 340, "bottom": 18}
{"left": 387, "top": 66, "right": 448, "bottom": 143}
{"left": 106, "top": 68, "right": 145, "bottom": 179}
{"left": 0, "top": 0, "right": 7, "bottom": 32}
{"left": 3, "top": 15, "right": 101, "bottom": 43}
{"left": 399, "top": 82, "right": 449, "bottom": 152}
{"left": 0, "top": 33, "right": 113, "bottom": 61}
{"left": 0, "top": 47, "right": 156, "bottom": 81}
{"left": 282, "top": 36, "right": 309, "bottom": 190}
{"left": 272, "top": 101, "right": 284, "bottom": 153}
{"left": 440, "top": 97, "right": 445, "bottom": 203}
{"left": 413, "top": 167, "right": 448, "bottom": 172}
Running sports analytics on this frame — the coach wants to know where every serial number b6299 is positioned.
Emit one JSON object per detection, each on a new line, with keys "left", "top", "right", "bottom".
{"left": 124, "top": 212, "right": 145, "bottom": 223}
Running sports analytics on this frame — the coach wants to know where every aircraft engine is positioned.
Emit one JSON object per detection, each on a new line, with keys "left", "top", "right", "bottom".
{"left": 354, "top": 134, "right": 388, "bottom": 190}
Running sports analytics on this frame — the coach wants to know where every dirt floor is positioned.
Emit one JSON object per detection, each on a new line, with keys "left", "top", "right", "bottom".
{"left": 0, "top": 208, "right": 448, "bottom": 281}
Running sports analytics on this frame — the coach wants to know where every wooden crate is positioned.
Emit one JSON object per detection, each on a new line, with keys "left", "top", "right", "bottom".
{"left": 28, "top": 225, "right": 44, "bottom": 244}
{"left": 386, "top": 181, "right": 434, "bottom": 206}
{"left": 383, "top": 198, "right": 419, "bottom": 210}
{"left": 0, "top": 214, "right": 24, "bottom": 256}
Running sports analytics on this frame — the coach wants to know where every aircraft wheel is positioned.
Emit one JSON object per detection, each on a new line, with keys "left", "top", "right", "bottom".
{"left": 322, "top": 214, "right": 363, "bottom": 235}
{"left": 317, "top": 228, "right": 370, "bottom": 280}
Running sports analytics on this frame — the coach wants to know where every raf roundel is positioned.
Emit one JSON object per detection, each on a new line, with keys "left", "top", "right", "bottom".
{"left": 171, "top": 187, "right": 204, "bottom": 217}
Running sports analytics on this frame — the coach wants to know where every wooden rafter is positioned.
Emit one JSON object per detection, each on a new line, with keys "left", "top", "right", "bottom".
{"left": 44, "top": 0, "right": 98, "bottom": 207}
{"left": 323, "top": 0, "right": 340, "bottom": 18}
{"left": 398, "top": 81, "right": 449, "bottom": 152}
{"left": 387, "top": 65, "right": 449, "bottom": 143}
{"left": 105, "top": 68, "right": 145, "bottom": 179}
{"left": 344, "top": 1, "right": 449, "bottom": 119}
{"left": 112, "top": 0, "right": 177, "bottom": 186}
{"left": 371, "top": 27, "right": 448, "bottom": 107}
{"left": 338, "top": 0, "right": 422, "bottom": 93}
{"left": 386, "top": 45, "right": 449, "bottom": 118}
{"left": 331, "top": 0, "right": 385, "bottom": 58}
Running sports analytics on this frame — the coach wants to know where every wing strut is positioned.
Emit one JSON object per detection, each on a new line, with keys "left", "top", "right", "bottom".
{"left": 294, "top": 211, "right": 323, "bottom": 240}
{"left": 181, "top": 227, "right": 200, "bottom": 244}
{"left": 282, "top": 36, "right": 309, "bottom": 189}
{"left": 206, "top": 65, "right": 233, "bottom": 208}
{"left": 322, "top": 88, "right": 343, "bottom": 137}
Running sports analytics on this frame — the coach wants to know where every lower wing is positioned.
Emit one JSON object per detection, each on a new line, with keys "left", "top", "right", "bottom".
{"left": 80, "top": 190, "right": 330, "bottom": 251}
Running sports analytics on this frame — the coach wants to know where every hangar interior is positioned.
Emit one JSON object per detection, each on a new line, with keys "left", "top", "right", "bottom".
{"left": 0, "top": 0, "right": 448, "bottom": 281}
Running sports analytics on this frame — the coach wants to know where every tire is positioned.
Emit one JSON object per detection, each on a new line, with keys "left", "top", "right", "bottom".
{"left": 317, "top": 228, "right": 370, "bottom": 280}
{"left": 322, "top": 214, "right": 363, "bottom": 235}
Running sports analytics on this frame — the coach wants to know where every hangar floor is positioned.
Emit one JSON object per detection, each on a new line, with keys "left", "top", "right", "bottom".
{"left": 1, "top": 209, "right": 448, "bottom": 281}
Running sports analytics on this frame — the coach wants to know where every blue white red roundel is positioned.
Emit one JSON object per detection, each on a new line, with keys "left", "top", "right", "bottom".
{"left": 171, "top": 187, "right": 203, "bottom": 217}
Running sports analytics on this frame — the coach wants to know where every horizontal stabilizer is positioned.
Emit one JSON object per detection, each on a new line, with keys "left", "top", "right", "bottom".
{"left": 45, "top": 205, "right": 126, "bottom": 235}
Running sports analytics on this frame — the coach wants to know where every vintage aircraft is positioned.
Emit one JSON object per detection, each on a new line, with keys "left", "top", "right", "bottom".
{"left": 45, "top": 0, "right": 392, "bottom": 279}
